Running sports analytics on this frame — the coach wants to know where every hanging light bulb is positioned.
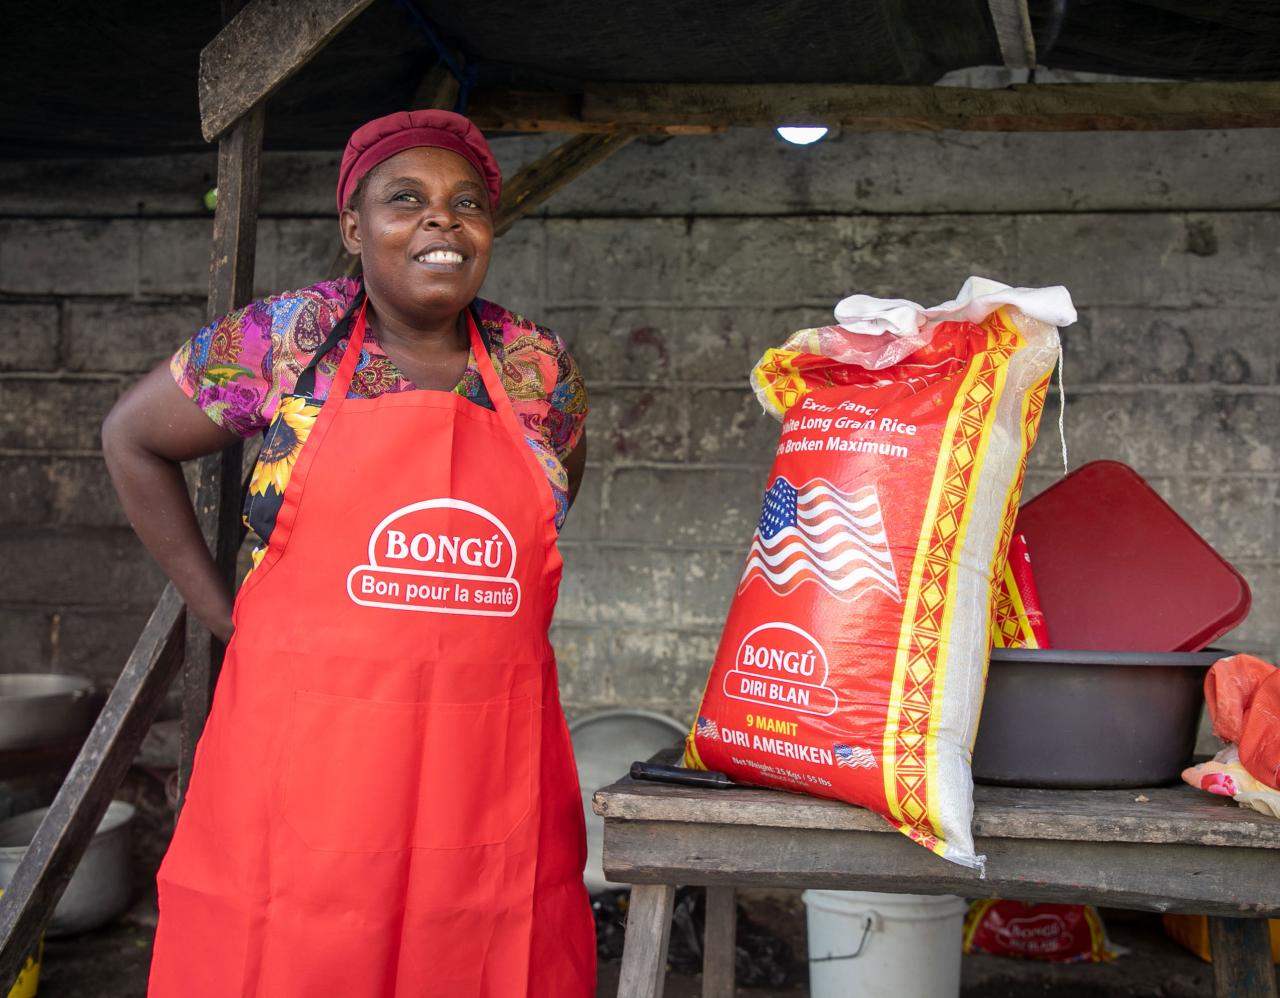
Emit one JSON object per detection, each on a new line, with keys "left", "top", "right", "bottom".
{"left": 775, "top": 126, "right": 830, "bottom": 145}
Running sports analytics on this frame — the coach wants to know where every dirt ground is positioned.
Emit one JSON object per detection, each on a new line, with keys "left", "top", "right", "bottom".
{"left": 28, "top": 886, "right": 1276, "bottom": 997}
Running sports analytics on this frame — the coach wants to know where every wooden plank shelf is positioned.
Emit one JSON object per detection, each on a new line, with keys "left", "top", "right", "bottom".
{"left": 596, "top": 762, "right": 1280, "bottom": 996}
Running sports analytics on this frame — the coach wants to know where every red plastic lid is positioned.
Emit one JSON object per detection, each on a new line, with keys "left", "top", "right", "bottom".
{"left": 1013, "top": 461, "right": 1251, "bottom": 652}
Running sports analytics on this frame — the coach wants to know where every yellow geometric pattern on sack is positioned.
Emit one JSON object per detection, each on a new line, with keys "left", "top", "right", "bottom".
{"left": 880, "top": 351, "right": 994, "bottom": 847}
{"left": 880, "top": 312, "right": 1019, "bottom": 858}
{"left": 753, "top": 348, "right": 809, "bottom": 418}
{"left": 993, "top": 370, "right": 1050, "bottom": 581}
{"left": 925, "top": 344, "right": 1011, "bottom": 841}
{"left": 990, "top": 367, "right": 1052, "bottom": 651}
{"left": 990, "top": 562, "right": 1041, "bottom": 650}
{"left": 683, "top": 715, "right": 708, "bottom": 770}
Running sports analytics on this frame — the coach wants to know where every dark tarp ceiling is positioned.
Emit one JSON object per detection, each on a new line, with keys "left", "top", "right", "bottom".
{"left": 4, "top": 0, "right": 1279, "bottom": 158}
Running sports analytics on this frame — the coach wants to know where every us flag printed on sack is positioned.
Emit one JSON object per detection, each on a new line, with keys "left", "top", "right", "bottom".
{"left": 686, "top": 278, "right": 1074, "bottom": 869}
{"left": 740, "top": 477, "right": 900, "bottom": 603}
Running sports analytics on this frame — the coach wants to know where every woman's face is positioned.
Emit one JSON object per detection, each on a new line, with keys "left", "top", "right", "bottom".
{"left": 340, "top": 146, "right": 494, "bottom": 325}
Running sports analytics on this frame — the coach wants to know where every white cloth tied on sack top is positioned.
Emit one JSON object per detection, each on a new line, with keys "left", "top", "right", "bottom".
{"left": 822, "top": 276, "right": 1078, "bottom": 371}
{"left": 750, "top": 276, "right": 1078, "bottom": 423}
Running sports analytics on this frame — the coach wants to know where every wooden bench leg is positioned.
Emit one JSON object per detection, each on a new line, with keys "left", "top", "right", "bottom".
{"left": 702, "top": 886, "right": 737, "bottom": 998}
{"left": 618, "top": 884, "right": 676, "bottom": 998}
{"left": 1209, "top": 916, "right": 1278, "bottom": 998}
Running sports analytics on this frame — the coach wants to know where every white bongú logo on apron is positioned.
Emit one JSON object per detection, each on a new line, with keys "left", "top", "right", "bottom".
{"left": 347, "top": 499, "right": 521, "bottom": 616}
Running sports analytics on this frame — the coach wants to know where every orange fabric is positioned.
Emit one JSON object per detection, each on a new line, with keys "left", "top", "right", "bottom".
{"left": 149, "top": 305, "right": 594, "bottom": 997}
{"left": 1205, "top": 654, "right": 1280, "bottom": 791}
{"left": 1206, "top": 654, "right": 1275, "bottom": 744}
{"left": 1240, "top": 670, "right": 1280, "bottom": 791}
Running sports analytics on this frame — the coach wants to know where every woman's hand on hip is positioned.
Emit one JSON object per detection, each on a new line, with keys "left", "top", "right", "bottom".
{"left": 102, "top": 364, "right": 243, "bottom": 639}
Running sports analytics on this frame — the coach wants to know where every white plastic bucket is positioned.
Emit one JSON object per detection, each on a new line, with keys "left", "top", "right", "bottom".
{"left": 802, "top": 889, "right": 966, "bottom": 998}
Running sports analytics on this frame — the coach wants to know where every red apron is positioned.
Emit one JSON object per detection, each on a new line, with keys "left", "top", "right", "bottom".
{"left": 149, "top": 302, "right": 596, "bottom": 997}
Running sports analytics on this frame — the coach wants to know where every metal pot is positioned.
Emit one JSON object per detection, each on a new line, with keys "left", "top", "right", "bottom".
{"left": 0, "top": 674, "right": 95, "bottom": 751}
{"left": 973, "top": 648, "right": 1219, "bottom": 788}
{"left": 0, "top": 801, "right": 136, "bottom": 936}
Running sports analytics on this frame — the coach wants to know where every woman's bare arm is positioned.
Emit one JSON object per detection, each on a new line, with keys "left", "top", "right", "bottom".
{"left": 102, "top": 365, "right": 244, "bottom": 641}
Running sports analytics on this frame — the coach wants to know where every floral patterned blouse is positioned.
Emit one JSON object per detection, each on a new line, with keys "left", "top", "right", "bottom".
{"left": 171, "top": 278, "right": 587, "bottom": 556}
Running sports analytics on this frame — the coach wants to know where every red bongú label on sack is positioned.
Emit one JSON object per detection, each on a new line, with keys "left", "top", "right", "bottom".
{"left": 347, "top": 499, "right": 521, "bottom": 616}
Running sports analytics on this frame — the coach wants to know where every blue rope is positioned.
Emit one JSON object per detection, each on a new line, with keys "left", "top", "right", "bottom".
{"left": 395, "top": 0, "right": 480, "bottom": 113}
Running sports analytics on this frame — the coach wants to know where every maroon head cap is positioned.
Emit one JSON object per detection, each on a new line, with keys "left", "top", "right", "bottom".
{"left": 336, "top": 110, "right": 502, "bottom": 213}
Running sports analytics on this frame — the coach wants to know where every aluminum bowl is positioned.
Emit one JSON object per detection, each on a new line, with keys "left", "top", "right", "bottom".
{"left": 0, "top": 801, "right": 136, "bottom": 936}
{"left": 0, "top": 674, "right": 95, "bottom": 751}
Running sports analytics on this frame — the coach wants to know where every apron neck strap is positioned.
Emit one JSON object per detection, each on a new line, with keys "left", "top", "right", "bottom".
{"left": 303, "top": 294, "right": 519, "bottom": 435}
{"left": 466, "top": 307, "right": 561, "bottom": 533}
{"left": 295, "top": 290, "right": 366, "bottom": 400}
{"left": 322, "top": 297, "right": 370, "bottom": 409}
{"left": 466, "top": 307, "right": 522, "bottom": 434}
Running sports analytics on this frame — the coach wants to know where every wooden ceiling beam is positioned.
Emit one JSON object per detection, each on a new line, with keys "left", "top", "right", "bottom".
{"left": 469, "top": 91, "right": 724, "bottom": 135}
{"left": 199, "top": 0, "right": 377, "bottom": 142}
{"left": 494, "top": 133, "right": 637, "bottom": 237}
{"left": 469, "top": 82, "right": 1280, "bottom": 133}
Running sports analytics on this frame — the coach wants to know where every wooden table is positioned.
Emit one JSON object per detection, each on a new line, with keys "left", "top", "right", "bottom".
{"left": 593, "top": 769, "right": 1280, "bottom": 998}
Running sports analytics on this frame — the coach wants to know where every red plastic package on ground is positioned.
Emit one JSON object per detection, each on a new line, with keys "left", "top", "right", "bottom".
{"left": 685, "top": 278, "right": 1073, "bottom": 868}
{"left": 964, "top": 900, "right": 1121, "bottom": 962}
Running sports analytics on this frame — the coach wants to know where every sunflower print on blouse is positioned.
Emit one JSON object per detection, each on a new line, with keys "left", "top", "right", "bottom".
{"left": 248, "top": 395, "right": 318, "bottom": 497}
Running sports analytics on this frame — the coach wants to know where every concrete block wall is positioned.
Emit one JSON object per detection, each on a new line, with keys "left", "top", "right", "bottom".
{"left": 1, "top": 128, "right": 1276, "bottom": 732}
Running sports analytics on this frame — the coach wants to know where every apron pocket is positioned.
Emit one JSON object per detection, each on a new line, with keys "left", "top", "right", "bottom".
{"left": 284, "top": 690, "right": 535, "bottom": 852}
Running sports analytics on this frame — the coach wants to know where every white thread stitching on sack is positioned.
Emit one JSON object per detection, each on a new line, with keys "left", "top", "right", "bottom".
{"left": 1057, "top": 344, "right": 1069, "bottom": 476}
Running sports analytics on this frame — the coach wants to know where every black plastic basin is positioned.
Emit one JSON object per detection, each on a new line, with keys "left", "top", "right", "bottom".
{"left": 972, "top": 648, "right": 1222, "bottom": 789}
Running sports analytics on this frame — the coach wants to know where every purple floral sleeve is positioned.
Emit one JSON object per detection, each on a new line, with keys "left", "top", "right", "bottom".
{"left": 170, "top": 301, "right": 277, "bottom": 438}
{"left": 546, "top": 336, "right": 587, "bottom": 461}
{"left": 170, "top": 281, "right": 357, "bottom": 437}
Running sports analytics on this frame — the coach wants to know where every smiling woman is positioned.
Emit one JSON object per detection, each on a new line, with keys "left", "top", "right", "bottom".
{"left": 100, "top": 110, "right": 594, "bottom": 998}
{"left": 342, "top": 141, "right": 496, "bottom": 370}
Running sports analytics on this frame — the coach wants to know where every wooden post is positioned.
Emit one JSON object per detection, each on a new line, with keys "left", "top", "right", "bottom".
{"left": 177, "top": 96, "right": 265, "bottom": 806}
{"left": 617, "top": 883, "right": 676, "bottom": 998}
{"left": 701, "top": 886, "right": 737, "bottom": 998}
{"left": 987, "top": 0, "right": 1036, "bottom": 70}
{"left": 1209, "top": 917, "right": 1278, "bottom": 998}
{"left": 0, "top": 588, "right": 187, "bottom": 988}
